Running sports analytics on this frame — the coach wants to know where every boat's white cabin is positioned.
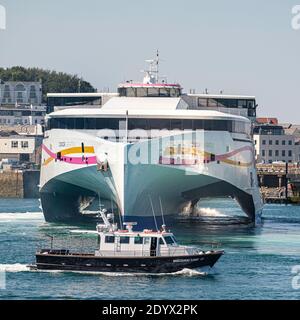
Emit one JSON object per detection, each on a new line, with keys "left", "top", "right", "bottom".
{"left": 95, "top": 227, "right": 186, "bottom": 257}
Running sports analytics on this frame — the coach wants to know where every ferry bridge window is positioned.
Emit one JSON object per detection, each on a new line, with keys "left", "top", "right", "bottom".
{"left": 136, "top": 88, "right": 148, "bottom": 97}
{"left": 248, "top": 109, "right": 256, "bottom": 117}
{"left": 215, "top": 99, "right": 238, "bottom": 108}
{"left": 198, "top": 98, "right": 208, "bottom": 107}
{"left": 170, "top": 88, "right": 180, "bottom": 97}
{"left": 147, "top": 88, "right": 160, "bottom": 97}
{"left": 207, "top": 99, "right": 218, "bottom": 107}
{"left": 159, "top": 88, "right": 169, "bottom": 97}
{"left": 105, "top": 236, "right": 115, "bottom": 243}
{"left": 238, "top": 100, "right": 247, "bottom": 108}
{"left": 126, "top": 88, "right": 137, "bottom": 97}
{"left": 247, "top": 100, "right": 255, "bottom": 108}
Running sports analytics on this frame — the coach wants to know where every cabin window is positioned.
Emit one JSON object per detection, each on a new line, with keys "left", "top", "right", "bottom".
{"left": 164, "top": 236, "right": 175, "bottom": 245}
{"left": 147, "top": 88, "right": 159, "bottom": 96}
{"left": 120, "top": 236, "right": 130, "bottom": 244}
{"left": 238, "top": 100, "right": 247, "bottom": 108}
{"left": 207, "top": 99, "right": 218, "bottom": 107}
{"left": 143, "top": 237, "right": 150, "bottom": 245}
{"left": 105, "top": 236, "right": 115, "bottom": 243}
{"left": 172, "top": 236, "right": 178, "bottom": 244}
{"left": 198, "top": 98, "right": 207, "bottom": 107}
{"left": 159, "top": 238, "right": 165, "bottom": 245}
{"left": 134, "top": 236, "right": 143, "bottom": 244}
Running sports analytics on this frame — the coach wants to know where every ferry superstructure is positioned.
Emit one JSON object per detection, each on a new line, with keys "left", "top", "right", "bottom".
{"left": 40, "top": 56, "right": 263, "bottom": 227}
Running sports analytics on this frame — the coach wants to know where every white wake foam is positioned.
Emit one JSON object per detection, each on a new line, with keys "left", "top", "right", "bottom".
{"left": 193, "top": 207, "right": 227, "bottom": 217}
{"left": 31, "top": 268, "right": 208, "bottom": 277}
{"left": 0, "top": 212, "right": 43, "bottom": 222}
{"left": 0, "top": 264, "right": 30, "bottom": 272}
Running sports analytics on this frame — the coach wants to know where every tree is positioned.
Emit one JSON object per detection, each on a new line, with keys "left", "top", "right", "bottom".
{"left": 0, "top": 66, "right": 96, "bottom": 102}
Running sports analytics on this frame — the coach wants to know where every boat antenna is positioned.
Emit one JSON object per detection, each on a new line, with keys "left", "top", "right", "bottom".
{"left": 155, "top": 49, "right": 159, "bottom": 83}
{"left": 149, "top": 195, "right": 158, "bottom": 231}
{"left": 98, "top": 192, "right": 102, "bottom": 212}
{"left": 110, "top": 196, "right": 115, "bottom": 225}
{"left": 159, "top": 196, "right": 166, "bottom": 226}
{"left": 46, "top": 234, "right": 54, "bottom": 250}
{"left": 118, "top": 207, "right": 123, "bottom": 230}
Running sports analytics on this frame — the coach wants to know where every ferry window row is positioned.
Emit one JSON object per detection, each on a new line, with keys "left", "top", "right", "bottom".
{"left": 48, "top": 117, "right": 251, "bottom": 135}
{"left": 198, "top": 98, "right": 256, "bottom": 109}
{"left": 46, "top": 96, "right": 102, "bottom": 113}
{"left": 118, "top": 87, "right": 181, "bottom": 98}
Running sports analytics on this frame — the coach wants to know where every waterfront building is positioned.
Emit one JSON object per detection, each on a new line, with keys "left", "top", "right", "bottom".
{"left": 253, "top": 124, "right": 299, "bottom": 163}
{"left": 0, "top": 104, "right": 46, "bottom": 126}
{"left": 0, "top": 80, "right": 42, "bottom": 106}
{"left": 0, "top": 80, "right": 45, "bottom": 125}
{"left": 0, "top": 128, "right": 43, "bottom": 165}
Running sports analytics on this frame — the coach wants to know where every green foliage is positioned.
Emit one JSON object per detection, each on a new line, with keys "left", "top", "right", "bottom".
{"left": 0, "top": 66, "right": 96, "bottom": 102}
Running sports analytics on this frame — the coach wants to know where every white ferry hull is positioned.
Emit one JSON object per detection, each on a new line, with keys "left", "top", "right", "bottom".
{"left": 40, "top": 129, "right": 263, "bottom": 227}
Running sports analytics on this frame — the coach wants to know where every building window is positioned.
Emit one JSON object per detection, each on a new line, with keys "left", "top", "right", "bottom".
{"left": 21, "top": 141, "right": 29, "bottom": 148}
{"left": 282, "top": 140, "right": 286, "bottom": 145}
{"left": 11, "top": 141, "right": 18, "bottom": 148}
{"left": 269, "top": 150, "right": 272, "bottom": 157}
{"left": 288, "top": 150, "right": 292, "bottom": 157}
{"left": 275, "top": 150, "right": 279, "bottom": 157}
{"left": 262, "top": 140, "right": 266, "bottom": 145}
{"left": 262, "top": 150, "right": 265, "bottom": 157}
{"left": 282, "top": 150, "right": 286, "bottom": 157}
{"left": 254, "top": 140, "right": 257, "bottom": 145}
{"left": 288, "top": 140, "right": 293, "bottom": 145}
{"left": 269, "top": 140, "right": 272, "bottom": 145}
{"left": 275, "top": 140, "right": 279, "bottom": 145}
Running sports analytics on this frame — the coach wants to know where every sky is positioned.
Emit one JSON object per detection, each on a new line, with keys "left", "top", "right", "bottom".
{"left": 0, "top": 0, "right": 300, "bottom": 123}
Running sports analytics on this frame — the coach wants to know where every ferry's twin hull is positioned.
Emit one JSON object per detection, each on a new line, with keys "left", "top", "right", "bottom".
{"left": 40, "top": 130, "right": 263, "bottom": 227}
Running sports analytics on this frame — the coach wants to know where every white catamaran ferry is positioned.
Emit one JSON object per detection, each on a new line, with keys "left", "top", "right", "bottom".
{"left": 40, "top": 55, "right": 263, "bottom": 227}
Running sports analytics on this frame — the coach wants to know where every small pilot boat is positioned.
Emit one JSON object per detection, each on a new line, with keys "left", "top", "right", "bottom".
{"left": 30, "top": 210, "right": 224, "bottom": 274}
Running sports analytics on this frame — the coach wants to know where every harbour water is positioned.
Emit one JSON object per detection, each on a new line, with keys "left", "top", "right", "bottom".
{"left": 0, "top": 198, "right": 299, "bottom": 300}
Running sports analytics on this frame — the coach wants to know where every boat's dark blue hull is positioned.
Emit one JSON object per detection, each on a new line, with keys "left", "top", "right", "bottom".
{"left": 35, "top": 251, "right": 223, "bottom": 273}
